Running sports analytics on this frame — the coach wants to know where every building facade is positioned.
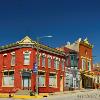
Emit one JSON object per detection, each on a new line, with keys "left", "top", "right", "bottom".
{"left": 64, "top": 38, "right": 94, "bottom": 89}
{"left": 93, "top": 64, "right": 100, "bottom": 89}
{"left": 0, "top": 36, "right": 66, "bottom": 93}
{"left": 57, "top": 47, "right": 80, "bottom": 91}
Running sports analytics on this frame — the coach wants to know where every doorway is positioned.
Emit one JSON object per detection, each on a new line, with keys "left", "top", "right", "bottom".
{"left": 60, "top": 76, "right": 63, "bottom": 92}
{"left": 22, "top": 72, "right": 31, "bottom": 90}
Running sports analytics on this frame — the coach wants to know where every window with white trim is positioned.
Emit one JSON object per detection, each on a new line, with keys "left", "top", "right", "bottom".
{"left": 54, "top": 58, "right": 59, "bottom": 69}
{"left": 2, "top": 71, "right": 14, "bottom": 86}
{"left": 65, "top": 72, "right": 69, "bottom": 87}
{"left": 48, "top": 57, "right": 51, "bottom": 68}
{"left": 24, "top": 51, "right": 30, "bottom": 65}
{"left": 37, "top": 53, "right": 41, "bottom": 66}
{"left": 62, "top": 59, "right": 65, "bottom": 71}
{"left": 82, "top": 59, "right": 86, "bottom": 70}
{"left": 3, "top": 54, "right": 7, "bottom": 67}
{"left": 49, "top": 73, "right": 57, "bottom": 87}
{"left": 42, "top": 55, "right": 45, "bottom": 67}
{"left": 87, "top": 60, "right": 91, "bottom": 71}
{"left": 11, "top": 52, "right": 15, "bottom": 66}
{"left": 38, "top": 72, "right": 45, "bottom": 87}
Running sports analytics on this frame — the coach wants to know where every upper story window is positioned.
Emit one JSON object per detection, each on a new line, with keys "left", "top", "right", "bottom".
{"left": 48, "top": 56, "right": 52, "bottom": 68}
{"left": 87, "top": 60, "right": 91, "bottom": 71}
{"left": 3, "top": 53, "right": 7, "bottom": 67}
{"left": 23, "top": 51, "right": 31, "bottom": 65}
{"left": 82, "top": 59, "right": 86, "bottom": 70}
{"left": 36, "top": 53, "right": 41, "bottom": 67}
{"left": 85, "top": 50, "right": 87, "bottom": 55}
{"left": 11, "top": 52, "right": 15, "bottom": 66}
{"left": 70, "top": 54, "right": 78, "bottom": 67}
{"left": 62, "top": 59, "right": 65, "bottom": 71}
{"left": 54, "top": 57, "right": 60, "bottom": 69}
{"left": 41, "top": 53, "right": 46, "bottom": 67}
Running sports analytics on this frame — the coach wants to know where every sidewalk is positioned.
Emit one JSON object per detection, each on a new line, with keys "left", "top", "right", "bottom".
{"left": 49, "top": 89, "right": 95, "bottom": 96}
{"left": 0, "top": 89, "right": 95, "bottom": 99}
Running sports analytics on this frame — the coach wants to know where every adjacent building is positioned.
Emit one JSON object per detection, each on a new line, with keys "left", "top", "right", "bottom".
{"left": 93, "top": 63, "right": 100, "bottom": 89}
{"left": 64, "top": 38, "right": 94, "bottom": 89}
{"left": 57, "top": 47, "right": 80, "bottom": 90}
{"left": 0, "top": 36, "right": 66, "bottom": 93}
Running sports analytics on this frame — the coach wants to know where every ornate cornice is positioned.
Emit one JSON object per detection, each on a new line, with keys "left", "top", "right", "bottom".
{"left": 0, "top": 36, "right": 65, "bottom": 56}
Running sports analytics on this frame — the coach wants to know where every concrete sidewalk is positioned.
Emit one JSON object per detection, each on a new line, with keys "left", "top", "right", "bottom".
{"left": 0, "top": 89, "right": 96, "bottom": 99}
{"left": 49, "top": 89, "right": 95, "bottom": 96}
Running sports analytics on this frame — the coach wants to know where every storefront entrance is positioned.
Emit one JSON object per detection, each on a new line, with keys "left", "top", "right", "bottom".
{"left": 60, "top": 76, "right": 63, "bottom": 92}
{"left": 22, "top": 72, "right": 31, "bottom": 90}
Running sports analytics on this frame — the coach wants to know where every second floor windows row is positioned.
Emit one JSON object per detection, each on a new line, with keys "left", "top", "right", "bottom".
{"left": 2, "top": 52, "right": 65, "bottom": 70}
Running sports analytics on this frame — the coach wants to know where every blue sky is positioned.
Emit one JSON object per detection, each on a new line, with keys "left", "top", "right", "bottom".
{"left": 0, "top": 0, "right": 100, "bottom": 63}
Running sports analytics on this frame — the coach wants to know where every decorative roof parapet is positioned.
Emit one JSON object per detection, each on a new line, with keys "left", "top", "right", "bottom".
{"left": 80, "top": 37, "right": 94, "bottom": 48}
{"left": 0, "top": 36, "right": 65, "bottom": 56}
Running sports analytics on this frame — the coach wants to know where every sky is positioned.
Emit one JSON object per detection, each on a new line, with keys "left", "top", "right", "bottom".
{"left": 0, "top": 0, "right": 100, "bottom": 63}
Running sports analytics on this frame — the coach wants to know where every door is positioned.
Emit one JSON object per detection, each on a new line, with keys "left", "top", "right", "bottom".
{"left": 60, "top": 76, "right": 63, "bottom": 92}
{"left": 23, "top": 77, "right": 28, "bottom": 88}
{"left": 22, "top": 72, "right": 31, "bottom": 90}
{"left": 23, "top": 76, "right": 30, "bottom": 90}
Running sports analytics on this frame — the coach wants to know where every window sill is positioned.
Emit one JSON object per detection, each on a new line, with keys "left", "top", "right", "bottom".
{"left": 11, "top": 65, "right": 15, "bottom": 67}
{"left": 49, "top": 86, "right": 57, "bottom": 88}
{"left": 24, "top": 64, "right": 30, "bottom": 66}
{"left": 39, "top": 86, "right": 46, "bottom": 87}
{"left": 2, "top": 85, "right": 14, "bottom": 87}
{"left": 42, "top": 66, "right": 45, "bottom": 68}
{"left": 3, "top": 66, "right": 7, "bottom": 68}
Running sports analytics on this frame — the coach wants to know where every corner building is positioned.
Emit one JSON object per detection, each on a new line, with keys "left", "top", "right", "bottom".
{"left": 0, "top": 36, "right": 66, "bottom": 93}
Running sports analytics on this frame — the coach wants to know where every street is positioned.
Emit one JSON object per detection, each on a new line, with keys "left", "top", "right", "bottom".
{"left": 0, "top": 89, "right": 100, "bottom": 100}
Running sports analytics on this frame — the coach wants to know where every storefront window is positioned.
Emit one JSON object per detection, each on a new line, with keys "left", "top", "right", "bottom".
{"left": 38, "top": 72, "right": 45, "bottom": 87}
{"left": 49, "top": 73, "right": 57, "bottom": 87}
{"left": 3, "top": 71, "right": 14, "bottom": 86}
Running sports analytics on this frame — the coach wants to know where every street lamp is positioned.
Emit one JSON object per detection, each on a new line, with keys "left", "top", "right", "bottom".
{"left": 36, "top": 35, "right": 53, "bottom": 95}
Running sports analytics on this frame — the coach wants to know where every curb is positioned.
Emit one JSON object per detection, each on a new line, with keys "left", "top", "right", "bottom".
{"left": 0, "top": 94, "right": 43, "bottom": 99}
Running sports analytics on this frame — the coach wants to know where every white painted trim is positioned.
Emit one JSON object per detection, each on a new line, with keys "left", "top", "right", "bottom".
{"left": 23, "top": 50, "right": 31, "bottom": 54}
{"left": 41, "top": 53, "right": 46, "bottom": 57}
{"left": 3, "top": 53, "right": 7, "bottom": 56}
{"left": 49, "top": 72, "right": 56, "bottom": 74}
{"left": 47, "top": 55, "right": 52, "bottom": 58}
{"left": 81, "top": 56, "right": 86, "bottom": 59}
{"left": 11, "top": 52, "right": 15, "bottom": 55}
{"left": 38, "top": 70, "right": 45, "bottom": 72}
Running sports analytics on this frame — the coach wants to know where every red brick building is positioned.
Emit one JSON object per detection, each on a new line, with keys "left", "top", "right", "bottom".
{"left": 0, "top": 36, "right": 66, "bottom": 93}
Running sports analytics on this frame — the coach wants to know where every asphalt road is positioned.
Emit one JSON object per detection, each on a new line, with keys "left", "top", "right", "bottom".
{"left": 0, "top": 89, "right": 100, "bottom": 100}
